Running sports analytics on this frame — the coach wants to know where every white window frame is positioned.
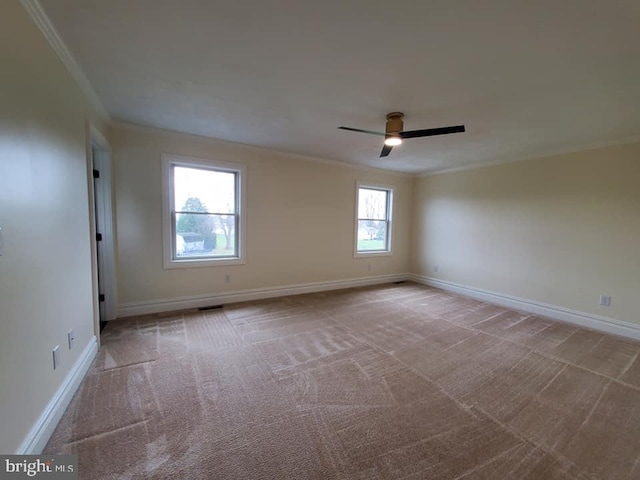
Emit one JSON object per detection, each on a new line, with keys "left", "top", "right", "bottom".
{"left": 162, "top": 154, "right": 247, "bottom": 269}
{"left": 354, "top": 181, "right": 394, "bottom": 258}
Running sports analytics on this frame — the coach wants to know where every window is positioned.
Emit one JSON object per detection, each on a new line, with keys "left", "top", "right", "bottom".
{"left": 355, "top": 183, "right": 393, "bottom": 256}
{"left": 162, "top": 154, "right": 246, "bottom": 268}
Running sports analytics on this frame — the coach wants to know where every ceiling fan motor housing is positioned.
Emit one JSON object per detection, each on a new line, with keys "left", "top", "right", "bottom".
{"left": 386, "top": 112, "right": 404, "bottom": 135}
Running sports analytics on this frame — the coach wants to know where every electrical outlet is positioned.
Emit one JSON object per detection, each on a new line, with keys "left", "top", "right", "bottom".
{"left": 599, "top": 295, "right": 611, "bottom": 307}
{"left": 52, "top": 345, "right": 60, "bottom": 370}
{"left": 67, "top": 329, "right": 75, "bottom": 350}
{"left": 432, "top": 265, "right": 439, "bottom": 273}
{"left": 224, "top": 274, "right": 231, "bottom": 284}
{"left": 367, "top": 263, "right": 372, "bottom": 272}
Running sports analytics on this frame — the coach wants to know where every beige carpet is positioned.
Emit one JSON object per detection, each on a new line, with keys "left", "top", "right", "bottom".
{"left": 45, "top": 282, "right": 640, "bottom": 479}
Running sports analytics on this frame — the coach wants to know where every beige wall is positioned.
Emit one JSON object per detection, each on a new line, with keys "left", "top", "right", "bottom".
{"left": 413, "top": 143, "right": 640, "bottom": 325}
{"left": 0, "top": 1, "right": 107, "bottom": 453}
{"left": 111, "top": 124, "right": 413, "bottom": 305}
{"left": 4, "top": 0, "right": 638, "bottom": 457}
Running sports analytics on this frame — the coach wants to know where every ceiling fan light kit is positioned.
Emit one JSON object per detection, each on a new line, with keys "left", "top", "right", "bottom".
{"left": 338, "top": 112, "right": 465, "bottom": 158}
{"left": 384, "top": 135, "right": 403, "bottom": 146}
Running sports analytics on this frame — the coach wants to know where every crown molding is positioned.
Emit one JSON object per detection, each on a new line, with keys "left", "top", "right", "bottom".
{"left": 110, "top": 120, "right": 414, "bottom": 178}
{"left": 21, "top": 0, "right": 110, "bottom": 122}
{"left": 416, "top": 134, "right": 640, "bottom": 178}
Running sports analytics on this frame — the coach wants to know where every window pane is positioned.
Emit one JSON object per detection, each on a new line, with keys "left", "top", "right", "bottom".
{"left": 174, "top": 166, "right": 236, "bottom": 214}
{"left": 357, "top": 220, "right": 387, "bottom": 251}
{"left": 175, "top": 213, "right": 236, "bottom": 258}
{"left": 214, "top": 214, "right": 236, "bottom": 255}
{"left": 358, "top": 188, "right": 387, "bottom": 220}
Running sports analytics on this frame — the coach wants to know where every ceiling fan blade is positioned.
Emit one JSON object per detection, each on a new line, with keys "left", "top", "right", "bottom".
{"left": 380, "top": 144, "right": 393, "bottom": 157}
{"left": 400, "top": 125, "right": 465, "bottom": 139}
{"left": 338, "top": 126, "right": 386, "bottom": 137}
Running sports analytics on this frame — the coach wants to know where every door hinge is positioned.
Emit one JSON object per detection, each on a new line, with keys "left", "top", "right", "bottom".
{"left": 96, "top": 233, "right": 103, "bottom": 242}
{"left": 93, "top": 169, "right": 100, "bottom": 179}
{"left": 99, "top": 294, "right": 105, "bottom": 302}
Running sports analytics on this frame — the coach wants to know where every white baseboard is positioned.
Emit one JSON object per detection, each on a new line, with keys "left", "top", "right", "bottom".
{"left": 409, "top": 274, "right": 640, "bottom": 341}
{"left": 118, "top": 273, "right": 410, "bottom": 318}
{"left": 16, "top": 336, "right": 98, "bottom": 454}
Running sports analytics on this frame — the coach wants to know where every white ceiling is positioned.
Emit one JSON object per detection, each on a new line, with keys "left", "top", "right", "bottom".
{"left": 41, "top": 0, "right": 640, "bottom": 173}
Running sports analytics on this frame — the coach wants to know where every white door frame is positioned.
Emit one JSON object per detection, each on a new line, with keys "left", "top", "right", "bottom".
{"left": 88, "top": 125, "right": 117, "bottom": 326}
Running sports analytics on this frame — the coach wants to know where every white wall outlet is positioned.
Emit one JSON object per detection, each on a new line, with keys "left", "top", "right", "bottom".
{"left": 52, "top": 345, "right": 60, "bottom": 370}
{"left": 67, "top": 329, "right": 75, "bottom": 350}
{"left": 224, "top": 274, "right": 231, "bottom": 284}
{"left": 599, "top": 295, "right": 611, "bottom": 307}
{"left": 432, "top": 265, "right": 439, "bottom": 273}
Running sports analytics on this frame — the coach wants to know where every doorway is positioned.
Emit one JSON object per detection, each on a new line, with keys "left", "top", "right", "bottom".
{"left": 90, "top": 127, "right": 117, "bottom": 333}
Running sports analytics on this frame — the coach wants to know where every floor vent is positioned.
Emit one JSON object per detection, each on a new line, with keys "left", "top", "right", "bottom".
{"left": 198, "top": 305, "right": 224, "bottom": 311}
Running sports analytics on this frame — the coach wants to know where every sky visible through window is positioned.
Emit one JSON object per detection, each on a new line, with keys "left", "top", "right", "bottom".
{"left": 174, "top": 166, "right": 235, "bottom": 213}
{"left": 358, "top": 188, "right": 387, "bottom": 219}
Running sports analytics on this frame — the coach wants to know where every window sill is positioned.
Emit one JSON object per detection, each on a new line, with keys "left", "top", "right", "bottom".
{"left": 354, "top": 251, "right": 393, "bottom": 259}
{"left": 163, "top": 257, "right": 246, "bottom": 269}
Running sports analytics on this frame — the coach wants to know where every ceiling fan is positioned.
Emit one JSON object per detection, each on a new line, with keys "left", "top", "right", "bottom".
{"left": 338, "top": 112, "right": 465, "bottom": 157}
